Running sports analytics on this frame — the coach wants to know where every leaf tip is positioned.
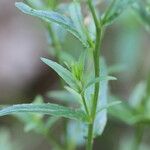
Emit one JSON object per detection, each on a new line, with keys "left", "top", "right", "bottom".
{"left": 108, "top": 76, "right": 117, "bottom": 81}
{"left": 15, "top": 2, "right": 32, "bottom": 14}
{"left": 40, "top": 57, "right": 47, "bottom": 62}
{"left": 15, "top": 2, "right": 23, "bottom": 9}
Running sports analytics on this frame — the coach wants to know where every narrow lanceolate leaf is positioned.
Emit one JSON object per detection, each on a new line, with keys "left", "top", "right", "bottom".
{"left": 41, "top": 58, "right": 78, "bottom": 90}
{"left": 47, "top": 90, "right": 78, "bottom": 103}
{"left": 108, "top": 95, "right": 138, "bottom": 125}
{"left": 108, "top": 64, "right": 127, "bottom": 74}
{"left": 0, "top": 103, "right": 87, "bottom": 122}
{"left": 84, "top": 76, "right": 116, "bottom": 90}
{"left": 96, "top": 101, "right": 121, "bottom": 113}
{"left": 129, "top": 82, "right": 146, "bottom": 108}
{"left": 69, "top": 2, "right": 87, "bottom": 45}
{"left": 64, "top": 86, "right": 82, "bottom": 104}
{"left": 15, "top": 2, "right": 87, "bottom": 47}
{"left": 103, "top": 0, "right": 136, "bottom": 25}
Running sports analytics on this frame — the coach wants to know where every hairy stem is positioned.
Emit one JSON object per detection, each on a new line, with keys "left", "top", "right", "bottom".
{"left": 86, "top": 0, "right": 103, "bottom": 150}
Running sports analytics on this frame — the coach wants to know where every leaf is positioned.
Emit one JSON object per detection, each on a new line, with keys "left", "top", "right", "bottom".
{"left": 93, "top": 58, "right": 108, "bottom": 136}
{"left": 59, "top": 51, "right": 75, "bottom": 64}
{"left": 0, "top": 103, "right": 87, "bottom": 122}
{"left": 67, "top": 121, "right": 85, "bottom": 149}
{"left": 84, "top": 76, "right": 116, "bottom": 90}
{"left": 96, "top": 101, "right": 121, "bottom": 113}
{"left": 108, "top": 95, "right": 138, "bottom": 125}
{"left": 64, "top": 86, "right": 82, "bottom": 104}
{"left": 33, "top": 95, "right": 44, "bottom": 104}
{"left": 108, "top": 64, "right": 127, "bottom": 74}
{"left": 15, "top": 112, "right": 44, "bottom": 133}
{"left": 109, "top": 95, "right": 150, "bottom": 125}
{"left": 129, "top": 82, "right": 146, "bottom": 109}
{"left": 47, "top": 90, "right": 78, "bottom": 103}
{"left": 44, "top": 116, "right": 60, "bottom": 130}
{"left": 103, "top": 0, "right": 136, "bottom": 26}
{"left": 78, "top": 50, "right": 87, "bottom": 68}
{"left": 25, "top": 0, "right": 46, "bottom": 9}
{"left": 14, "top": 95, "right": 46, "bottom": 134}
{"left": 41, "top": 57, "right": 78, "bottom": 90}
{"left": 15, "top": 2, "right": 87, "bottom": 47}
{"left": 68, "top": 2, "right": 87, "bottom": 45}
{"left": 14, "top": 99, "right": 61, "bottom": 134}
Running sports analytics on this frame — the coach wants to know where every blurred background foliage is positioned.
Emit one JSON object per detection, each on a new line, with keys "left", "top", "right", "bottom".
{"left": 0, "top": 0, "right": 150, "bottom": 150}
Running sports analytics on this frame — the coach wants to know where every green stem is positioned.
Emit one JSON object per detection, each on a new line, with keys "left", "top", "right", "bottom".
{"left": 86, "top": 28, "right": 103, "bottom": 150}
{"left": 132, "top": 125, "right": 144, "bottom": 150}
{"left": 86, "top": 0, "right": 103, "bottom": 150}
{"left": 91, "top": 26, "right": 102, "bottom": 122}
{"left": 87, "top": 123, "right": 94, "bottom": 150}
{"left": 81, "top": 92, "right": 90, "bottom": 117}
{"left": 87, "top": 0, "right": 101, "bottom": 29}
